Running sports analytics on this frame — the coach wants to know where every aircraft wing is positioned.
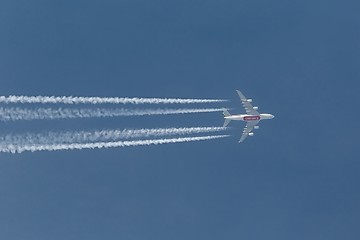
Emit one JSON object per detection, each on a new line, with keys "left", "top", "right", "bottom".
{"left": 236, "top": 90, "right": 259, "bottom": 115}
{"left": 239, "top": 120, "right": 259, "bottom": 143}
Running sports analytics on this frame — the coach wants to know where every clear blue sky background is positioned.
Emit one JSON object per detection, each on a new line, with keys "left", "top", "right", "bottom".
{"left": 0, "top": 0, "right": 359, "bottom": 239}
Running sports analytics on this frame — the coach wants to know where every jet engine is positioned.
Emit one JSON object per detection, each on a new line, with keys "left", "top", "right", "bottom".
{"left": 254, "top": 126, "right": 259, "bottom": 129}
{"left": 246, "top": 99, "right": 253, "bottom": 102}
{"left": 249, "top": 132, "right": 254, "bottom": 136}
{"left": 253, "top": 106, "right": 258, "bottom": 110}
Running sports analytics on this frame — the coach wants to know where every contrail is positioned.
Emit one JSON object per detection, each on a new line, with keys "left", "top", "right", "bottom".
{"left": 0, "top": 95, "right": 227, "bottom": 105}
{"left": 0, "top": 135, "right": 230, "bottom": 153}
{"left": 0, "top": 107, "right": 225, "bottom": 121}
{"left": 0, "top": 127, "right": 228, "bottom": 145}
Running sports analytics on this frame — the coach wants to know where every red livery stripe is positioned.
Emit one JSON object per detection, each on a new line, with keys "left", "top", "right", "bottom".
{"left": 243, "top": 116, "right": 260, "bottom": 121}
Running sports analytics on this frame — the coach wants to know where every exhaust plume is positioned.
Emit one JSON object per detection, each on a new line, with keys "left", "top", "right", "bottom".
{"left": 0, "top": 95, "right": 227, "bottom": 105}
{"left": 0, "top": 107, "right": 225, "bottom": 121}
{"left": 0, "top": 127, "right": 228, "bottom": 145}
{"left": 0, "top": 135, "right": 230, "bottom": 153}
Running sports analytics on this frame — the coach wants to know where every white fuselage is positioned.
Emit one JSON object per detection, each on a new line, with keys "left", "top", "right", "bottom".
{"left": 224, "top": 113, "right": 274, "bottom": 122}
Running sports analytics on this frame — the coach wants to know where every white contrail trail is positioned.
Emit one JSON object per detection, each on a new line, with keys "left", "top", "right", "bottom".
{"left": 0, "top": 95, "right": 227, "bottom": 105}
{"left": 0, "top": 127, "right": 228, "bottom": 145}
{"left": 0, "top": 135, "right": 230, "bottom": 153}
{"left": 0, "top": 107, "right": 225, "bottom": 121}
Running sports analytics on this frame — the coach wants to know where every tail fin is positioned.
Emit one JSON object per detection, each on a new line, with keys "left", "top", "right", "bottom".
{"left": 223, "top": 108, "right": 231, "bottom": 127}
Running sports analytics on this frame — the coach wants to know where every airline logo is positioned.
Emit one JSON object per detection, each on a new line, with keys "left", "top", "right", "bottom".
{"left": 243, "top": 116, "right": 260, "bottom": 121}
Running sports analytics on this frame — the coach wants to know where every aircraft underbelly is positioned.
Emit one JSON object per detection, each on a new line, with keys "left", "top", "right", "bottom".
{"left": 226, "top": 115, "right": 242, "bottom": 120}
{"left": 243, "top": 116, "right": 260, "bottom": 121}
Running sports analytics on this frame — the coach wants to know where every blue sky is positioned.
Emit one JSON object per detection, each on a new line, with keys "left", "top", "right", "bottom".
{"left": 0, "top": 0, "right": 359, "bottom": 239}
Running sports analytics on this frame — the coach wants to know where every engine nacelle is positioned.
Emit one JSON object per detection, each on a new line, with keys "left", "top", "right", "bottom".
{"left": 254, "top": 126, "right": 259, "bottom": 129}
{"left": 247, "top": 99, "right": 253, "bottom": 102}
{"left": 249, "top": 132, "right": 254, "bottom": 136}
{"left": 253, "top": 106, "right": 258, "bottom": 110}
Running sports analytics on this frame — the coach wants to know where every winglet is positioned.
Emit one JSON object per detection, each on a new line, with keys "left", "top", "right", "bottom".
{"left": 236, "top": 90, "right": 246, "bottom": 101}
{"left": 239, "top": 134, "right": 246, "bottom": 143}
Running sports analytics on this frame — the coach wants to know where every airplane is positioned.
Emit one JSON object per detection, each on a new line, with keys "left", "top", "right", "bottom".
{"left": 223, "top": 90, "right": 274, "bottom": 143}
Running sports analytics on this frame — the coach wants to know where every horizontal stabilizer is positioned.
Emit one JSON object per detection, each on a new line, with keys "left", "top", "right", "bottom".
{"left": 223, "top": 119, "right": 231, "bottom": 127}
{"left": 223, "top": 108, "right": 231, "bottom": 117}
